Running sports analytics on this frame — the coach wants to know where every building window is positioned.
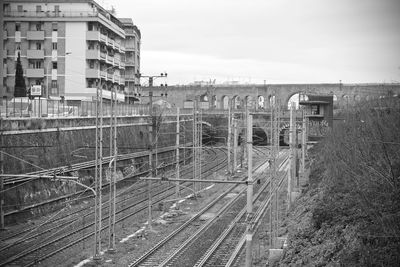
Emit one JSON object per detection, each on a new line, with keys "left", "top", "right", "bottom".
{"left": 16, "top": 43, "right": 21, "bottom": 50}
{"left": 52, "top": 62, "right": 57, "bottom": 69}
{"left": 89, "top": 61, "right": 94, "bottom": 69}
{"left": 36, "top": 23, "right": 42, "bottom": 31}
{"left": 17, "top": 5, "right": 23, "bottom": 12}
{"left": 15, "top": 23, "right": 21, "bottom": 31}
{"left": 52, "top": 43, "right": 57, "bottom": 50}
{"left": 36, "top": 42, "right": 41, "bottom": 50}
{"left": 52, "top": 22, "right": 58, "bottom": 31}
{"left": 54, "top": 5, "right": 60, "bottom": 15}
{"left": 35, "top": 79, "right": 41, "bottom": 85}
{"left": 311, "top": 105, "right": 320, "bottom": 115}
{"left": 34, "top": 61, "right": 42, "bottom": 69}
{"left": 51, "top": 80, "right": 57, "bottom": 88}
{"left": 36, "top": 5, "right": 41, "bottom": 13}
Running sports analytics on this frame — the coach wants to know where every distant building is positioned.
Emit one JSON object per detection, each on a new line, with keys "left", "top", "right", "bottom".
{"left": 299, "top": 94, "right": 333, "bottom": 142}
{"left": 1, "top": 0, "right": 141, "bottom": 103}
{"left": 119, "top": 18, "right": 141, "bottom": 103}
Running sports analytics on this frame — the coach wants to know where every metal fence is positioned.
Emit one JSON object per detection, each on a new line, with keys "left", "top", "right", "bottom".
{"left": 0, "top": 98, "right": 150, "bottom": 118}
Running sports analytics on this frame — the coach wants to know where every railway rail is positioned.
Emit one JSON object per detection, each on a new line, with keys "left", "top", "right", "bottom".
{"left": 0, "top": 147, "right": 225, "bottom": 266}
{"left": 3, "top": 143, "right": 192, "bottom": 219}
{"left": 128, "top": 147, "right": 286, "bottom": 267}
{"left": 195, "top": 155, "right": 289, "bottom": 267}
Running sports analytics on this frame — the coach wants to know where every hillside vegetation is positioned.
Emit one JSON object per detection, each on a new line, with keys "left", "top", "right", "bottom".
{"left": 279, "top": 98, "right": 400, "bottom": 266}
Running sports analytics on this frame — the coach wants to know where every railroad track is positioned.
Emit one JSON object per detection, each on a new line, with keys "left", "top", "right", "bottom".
{"left": 0, "top": 148, "right": 226, "bottom": 267}
{"left": 128, "top": 148, "right": 287, "bottom": 267}
{"left": 3, "top": 143, "right": 193, "bottom": 220}
{"left": 194, "top": 155, "right": 290, "bottom": 267}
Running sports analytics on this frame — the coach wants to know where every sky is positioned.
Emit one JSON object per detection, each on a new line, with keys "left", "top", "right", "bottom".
{"left": 101, "top": 0, "right": 400, "bottom": 85}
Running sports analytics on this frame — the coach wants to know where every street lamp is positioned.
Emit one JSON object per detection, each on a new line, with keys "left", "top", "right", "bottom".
{"left": 46, "top": 52, "right": 71, "bottom": 99}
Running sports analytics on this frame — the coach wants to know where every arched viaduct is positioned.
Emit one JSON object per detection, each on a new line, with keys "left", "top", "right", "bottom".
{"left": 142, "top": 83, "right": 400, "bottom": 110}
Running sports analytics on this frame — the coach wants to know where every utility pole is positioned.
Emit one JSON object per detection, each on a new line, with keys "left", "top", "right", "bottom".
{"left": 288, "top": 104, "right": 294, "bottom": 209}
{"left": 108, "top": 85, "right": 117, "bottom": 253}
{"left": 0, "top": 3, "right": 4, "bottom": 103}
{"left": 245, "top": 110, "right": 253, "bottom": 267}
{"left": 94, "top": 85, "right": 103, "bottom": 261}
{"left": 148, "top": 90, "right": 154, "bottom": 231}
{"left": 0, "top": 133, "right": 4, "bottom": 230}
{"left": 140, "top": 73, "right": 167, "bottom": 230}
{"left": 269, "top": 105, "right": 273, "bottom": 247}
{"left": 233, "top": 118, "right": 238, "bottom": 173}
{"left": 301, "top": 109, "right": 306, "bottom": 181}
{"left": 227, "top": 99, "right": 232, "bottom": 175}
{"left": 175, "top": 107, "right": 180, "bottom": 201}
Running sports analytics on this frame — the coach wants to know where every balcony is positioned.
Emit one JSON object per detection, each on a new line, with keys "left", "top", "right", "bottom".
{"left": 125, "top": 45, "right": 135, "bottom": 51}
{"left": 27, "top": 31, "right": 45, "bottom": 40}
{"left": 86, "top": 31, "right": 100, "bottom": 41}
{"left": 113, "top": 75, "right": 120, "bottom": 84}
{"left": 107, "top": 38, "right": 114, "bottom": 47}
{"left": 119, "top": 61, "right": 125, "bottom": 69}
{"left": 107, "top": 73, "right": 113, "bottom": 80}
{"left": 27, "top": 49, "right": 44, "bottom": 59}
{"left": 100, "top": 52, "right": 106, "bottom": 61}
{"left": 100, "top": 71, "right": 107, "bottom": 79}
{"left": 26, "top": 68, "right": 45, "bottom": 78}
{"left": 106, "top": 55, "right": 114, "bottom": 64}
{"left": 125, "top": 77, "right": 135, "bottom": 82}
{"left": 119, "top": 46, "right": 125, "bottom": 53}
{"left": 114, "top": 42, "right": 120, "bottom": 50}
{"left": 86, "top": 50, "right": 100, "bottom": 60}
{"left": 86, "top": 69, "right": 100, "bottom": 78}
{"left": 120, "top": 77, "right": 125, "bottom": 85}
{"left": 114, "top": 57, "right": 120, "bottom": 67}
{"left": 100, "top": 34, "right": 107, "bottom": 43}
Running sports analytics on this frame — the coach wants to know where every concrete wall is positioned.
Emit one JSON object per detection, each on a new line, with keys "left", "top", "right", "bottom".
{"left": 1, "top": 114, "right": 193, "bottom": 222}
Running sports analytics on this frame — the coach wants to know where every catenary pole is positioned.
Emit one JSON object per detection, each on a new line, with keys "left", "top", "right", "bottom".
{"left": 245, "top": 109, "right": 253, "bottom": 267}
{"left": 175, "top": 107, "right": 180, "bottom": 201}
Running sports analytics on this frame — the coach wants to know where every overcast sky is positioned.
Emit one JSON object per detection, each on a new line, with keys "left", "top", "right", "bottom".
{"left": 102, "top": 0, "right": 400, "bottom": 85}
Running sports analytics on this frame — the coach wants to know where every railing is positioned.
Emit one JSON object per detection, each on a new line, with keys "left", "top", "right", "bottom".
{"left": 4, "top": 11, "right": 99, "bottom": 18}
{"left": 0, "top": 98, "right": 150, "bottom": 118}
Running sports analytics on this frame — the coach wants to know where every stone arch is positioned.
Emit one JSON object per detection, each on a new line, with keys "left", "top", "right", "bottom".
{"left": 244, "top": 95, "right": 255, "bottom": 109}
{"left": 286, "top": 92, "right": 308, "bottom": 109}
{"left": 221, "top": 95, "right": 229, "bottom": 109}
{"left": 211, "top": 95, "right": 217, "bottom": 108}
{"left": 269, "top": 95, "right": 276, "bottom": 107}
{"left": 332, "top": 94, "right": 339, "bottom": 109}
{"left": 258, "top": 95, "right": 265, "bottom": 109}
{"left": 200, "top": 94, "right": 208, "bottom": 102}
{"left": 233, "top": 95, "right": 241, "bottom": 109}
{"left": 253, "top": 124, "right": 269, "bottom": 145}
{"left": 342, "top": 95, "right": 350, "bottom": 107}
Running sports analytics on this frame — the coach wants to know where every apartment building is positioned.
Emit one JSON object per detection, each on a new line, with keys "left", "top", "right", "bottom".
{"left": 119, "top": 18, "right": 141, "bottom": 104}
{"left": 1, "top": 0, "right": 141, "bottom": 103}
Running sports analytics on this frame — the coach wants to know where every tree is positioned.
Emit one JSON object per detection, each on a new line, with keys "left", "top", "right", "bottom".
{"left": 14, "top": 52, "right": 27, "bottom": 97}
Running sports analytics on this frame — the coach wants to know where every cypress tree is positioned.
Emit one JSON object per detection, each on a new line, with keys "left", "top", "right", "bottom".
{"left": 14, "top": 52, "right": 27, "bottom": 97}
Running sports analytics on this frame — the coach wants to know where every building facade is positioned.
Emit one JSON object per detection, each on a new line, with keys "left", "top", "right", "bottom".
{"left": 119, "top": 18, "right": 141, "bottom": 103}
{"left": 1, "top": 0, "right": 141, "bottom": 103}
